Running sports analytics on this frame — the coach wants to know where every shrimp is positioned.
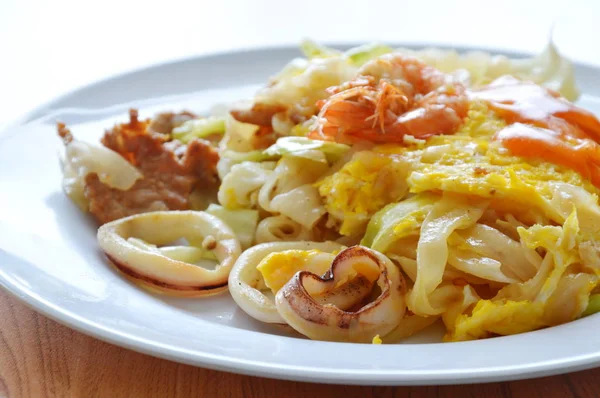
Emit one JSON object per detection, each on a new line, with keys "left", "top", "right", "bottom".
{"left": 310, "top": 54, "right": 469, "bottom": 143}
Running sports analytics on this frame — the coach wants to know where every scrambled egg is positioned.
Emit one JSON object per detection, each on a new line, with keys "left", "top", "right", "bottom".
{"left": 316, "top": 151, "right": 410, "bottom": 236}
{"left": 406, "top": 103, "right": 600, "bottom": 225}
{"left": 257, "top": 250, "right": 336, "bottom": 293}
{"left": 318, "top": 101, "right": 600, "bottom": 237}
{"left": 447, "top": 299, "right": 546, "bottom": 341}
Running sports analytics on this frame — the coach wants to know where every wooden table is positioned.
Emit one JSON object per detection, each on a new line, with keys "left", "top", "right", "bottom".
{"left": 1, "top": 289, "right": 599, "bottom": 398}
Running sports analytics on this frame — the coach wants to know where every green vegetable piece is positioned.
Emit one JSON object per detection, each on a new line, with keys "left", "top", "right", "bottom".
{"left": 346, "top": 43, "right": 393, "bottom": 66}
{"left": 221, "top": 150, "right": 274, "bottom": 163}
{"left": 361, "top": 194, "right": 438, "bottom": 252}
{"left": 172, "top": 117, "right": 226, "bottom": 143}
{"left": 300, "top": 39, "right": 340, "bottom": 59}
{"left": 264, "top": 136, "right": 349, "bottom": 163}
{"left": 206, "top": 204, "right": 259, "bottom": 249}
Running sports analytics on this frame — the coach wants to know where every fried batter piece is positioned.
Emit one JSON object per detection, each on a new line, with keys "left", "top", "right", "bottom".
{"left": 63, "top": 109, "right": 219, "bottom": 224}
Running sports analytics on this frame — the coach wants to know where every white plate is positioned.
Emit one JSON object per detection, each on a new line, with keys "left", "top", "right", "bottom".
{"left": 2, "top": 44, "right": 600, "bottom": 386}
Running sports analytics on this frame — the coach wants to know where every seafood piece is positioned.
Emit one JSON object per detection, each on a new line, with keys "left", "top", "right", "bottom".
{"left": 228, "top": 241, "right": 344, "bottom": 323}
{"left": 97, "top": 211, "right": 241, "bottom": 296}
{"left": 311, "top": 54, "right": 469, "bottom": 143}
{"left": 276, "top": 246, "right": 406, "bottom": 342}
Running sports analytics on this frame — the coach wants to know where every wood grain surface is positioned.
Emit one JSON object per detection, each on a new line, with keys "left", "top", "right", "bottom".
{"left": 0, "top": 288, "right": 599, "bottom": 398}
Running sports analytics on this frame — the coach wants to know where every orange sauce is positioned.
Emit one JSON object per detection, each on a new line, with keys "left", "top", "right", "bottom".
{"left": 494, "top": 123, "right": 600, "bottom": 187}
{"left": 469, "top": 76, "right": 600, "bottom": 142}
{"left": 470, "top": 76, "right": 600, "bottom": 188}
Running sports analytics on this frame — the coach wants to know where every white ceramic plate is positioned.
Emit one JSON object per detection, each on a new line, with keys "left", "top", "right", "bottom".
{"left": 2, "top": 44, "right": 600, "bottom": 386}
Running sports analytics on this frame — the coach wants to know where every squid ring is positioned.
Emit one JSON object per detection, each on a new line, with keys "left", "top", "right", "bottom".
{"left": 275, "top": 245, "right": 407, "bottom": 343}
{"left": 97, "top": 211, "right": 241, "bottom": 297}
{"left": 228, "top": 241, "right": 344, "bottom": 324}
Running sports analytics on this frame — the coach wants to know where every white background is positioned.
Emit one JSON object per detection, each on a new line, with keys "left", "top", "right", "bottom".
{"left": 1, "top": 0, "right": 599, "bottom": 129}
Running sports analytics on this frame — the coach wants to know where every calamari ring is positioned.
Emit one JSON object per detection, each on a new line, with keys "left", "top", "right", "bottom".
{"left": 228, "top": 241, "right": 344, "bottom": 324}
{"left": 275, "top": 245, "right": 406, "bottom": 343}
{"left": 97, "top": 211, "right": 241, "bottom": 297}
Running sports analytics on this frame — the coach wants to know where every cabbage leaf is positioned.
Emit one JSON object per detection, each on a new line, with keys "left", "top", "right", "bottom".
{"left": 206, "top": 204, "right": 259, "bottom": 249}
{"left": 172, "top": 117, "right": 225, "bottom": 143}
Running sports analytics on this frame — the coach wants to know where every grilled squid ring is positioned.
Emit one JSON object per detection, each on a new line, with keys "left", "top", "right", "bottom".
{"left": 275, "top": 246, "right": 406, "bottom": 343}
{"left": 228, "top": 241, "right": 344, "bottom": 323}
{"left": 97, "top": 211, "right": 241, "bottom": 297}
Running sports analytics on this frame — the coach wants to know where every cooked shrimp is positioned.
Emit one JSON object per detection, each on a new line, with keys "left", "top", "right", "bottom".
{"left": 310, "top": 54, "right": 469, "bottom": 143}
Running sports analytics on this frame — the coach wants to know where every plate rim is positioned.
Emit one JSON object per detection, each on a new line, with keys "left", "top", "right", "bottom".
{"left": 2, "top": 269, "right": 600, "bottom": 386}
{"left": 2, "top": 41, "right": 600, "bottom": 386}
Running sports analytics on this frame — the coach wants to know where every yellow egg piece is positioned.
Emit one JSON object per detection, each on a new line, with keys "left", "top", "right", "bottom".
{"left": 257, "top": 250, "right": 335, "bottom": 293}
{"left": 446, "top": 299, "right": 546, "bottom": 342}
{"left": 316, "top": 151, "right": 410, "bottom": 236}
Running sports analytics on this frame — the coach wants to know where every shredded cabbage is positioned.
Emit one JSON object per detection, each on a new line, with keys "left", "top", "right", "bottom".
{"left": 218, "top": 137, "right": 349, "bottom": 179}
{"left": 172, "top": 117, "right": 225, "bottom": 143}
{"left": 270, "top": 184, "right": 326, "bottom": 228}
{"left": 206, "top": 204, "right": 259, "bottom": 249}
{"left": 345, "top": 43, "right": 393, "bottom": 66}
{"left": 264, "top": 137, "right": 350, "bottom": 163}
{"left": 300, "top": 39, "right": 340, "bottom": 59}
{"left": 218, "top": 161, "right": 274, "bottom": 209}
{"left": 221, "top": 150, "right": 272, "bottom": 163}
{"left": 519, "top": 209, "right": 580, "bottom": 303}
{"left": 448, "top": 224, "right": 540, "bottom": 282}
{"left": 407, "top": 195, "right": 487, "bottom": 316}
{"left": 544, "top": 272, "right": 597, "bottom": 324}
{"left": 362, "top": 193, "right": 438, "bottom": 251}
{"left": 547, "top": 182, "right": 600, "bottom": 235}
{"left": 447, "top": 249, "right": 517, "bottom": 284}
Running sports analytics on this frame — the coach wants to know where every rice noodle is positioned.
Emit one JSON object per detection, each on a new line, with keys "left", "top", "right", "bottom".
{"left": 407, "top": 195, "right": 486, "bottom": 316}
